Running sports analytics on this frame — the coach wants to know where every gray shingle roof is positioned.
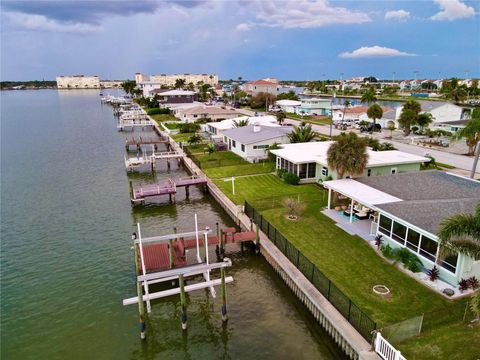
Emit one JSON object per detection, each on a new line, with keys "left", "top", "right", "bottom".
{"left": 357, "top": 171, "right": 480, "bottom": 234}
{"left": 222, "top": 125, "right": 292, "bottom": 144}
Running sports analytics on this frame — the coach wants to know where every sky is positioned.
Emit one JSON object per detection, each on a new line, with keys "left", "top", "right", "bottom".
{"left": 1, "top": 0, "right": 479, "bottom": 81}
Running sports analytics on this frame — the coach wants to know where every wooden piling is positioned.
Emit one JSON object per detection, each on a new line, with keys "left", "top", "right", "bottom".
{"left": 185, "top": 186, "right": 190, "bottom": 198}
{"left": 220, "top": 267, "right": 227, "bottom": 322}
{"left": 132, "top": 233, "right": 146, "bottom": 339}
{"left": 179, "top": 274, "right": 187, "bottom": 330}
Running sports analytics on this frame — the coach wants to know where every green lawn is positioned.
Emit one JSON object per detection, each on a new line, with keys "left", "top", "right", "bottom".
{"left": 162, "top": 122, "right": 178, "bottom": 130}
{"left": 210, "top": 173, "right": 478, "bottom": 358}
{"left": 171, "top": 132, "right": 195, "bottom": 142}
{"left": 192, "top": 151, "right": 249, "bottom": 169}
{"left": 204, "top": 162, "right": 276, "bottom": 179}
{"left": 150, "top": 114, "right": 178, "bottom": 122}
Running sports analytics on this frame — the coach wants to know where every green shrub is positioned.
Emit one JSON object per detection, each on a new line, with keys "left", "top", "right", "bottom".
{"left": 381, "top": 245, "right": 423, "bottom": 272}
{"left": 380, "top": 244, "right": 395, "bottom": 259}
{"left": 178, "top": 123, "right": 200, "bottom": 133}
{"left": 283, "top": 172, "right": 300, "bottom": 185}
{"left": 276, "top": 169, "right": 286, "bottom": 178}
{"left": 146, "top": 108, "right": 170, "bottom": 115}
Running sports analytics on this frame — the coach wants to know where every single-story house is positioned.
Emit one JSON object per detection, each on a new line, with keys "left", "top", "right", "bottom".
{"left": 433, "top": 119, "right": 468, "bottom": 132}
{"left": 275, "top": 100, "right": 301, "bottom": 113}
{"left": 270, "top": 141, "right": 430, "bottom": 183}
{"left": 175, "top": 105, "right": 238, "bottom": 123}
{"left": 332, "top": 106, "right": 391, "bottom": 123}
{"left": 323, "top": 171, "right": 480, "bottom": 285}
{"left": 204, "top": 115, "right": 279, "bottom": 138}
{"left": 221, "top": 125, "right": 292, "bottom": 162}
{"left": 154, "top": 89, "right": 197, "bottom": 104}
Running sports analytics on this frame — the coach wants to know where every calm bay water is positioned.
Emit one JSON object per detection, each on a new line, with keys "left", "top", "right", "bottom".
{"left": 1, "top": 90, "right": 344, "bottom": 359}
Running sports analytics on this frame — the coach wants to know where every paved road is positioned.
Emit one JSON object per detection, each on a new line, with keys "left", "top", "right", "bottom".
{"left": 234, "top": 108, "right": 479, "bottom": 174}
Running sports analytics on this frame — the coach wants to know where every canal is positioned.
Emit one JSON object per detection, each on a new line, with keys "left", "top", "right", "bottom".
{"left": 1, "top": 90, "right": 346, "bottom": 359}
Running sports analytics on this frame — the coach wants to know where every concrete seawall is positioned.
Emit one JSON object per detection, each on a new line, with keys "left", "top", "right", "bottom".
{"left": 150, "top": 121, "right": 379, "bottom": 360}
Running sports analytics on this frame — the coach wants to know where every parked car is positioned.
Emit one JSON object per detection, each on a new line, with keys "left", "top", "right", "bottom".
{"left": 360, "top": 123, "right": 382, "bottom": 133}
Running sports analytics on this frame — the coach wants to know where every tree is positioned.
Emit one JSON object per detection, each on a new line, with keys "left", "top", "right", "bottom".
{"left": 367, "top": 104, "right": 383, "bottom": 128}
{"left": 232, "top": 119, "right": 249, "bottom": 128}
{"left": 437, "top": 203, "right": 480, "bottom": 260}
{"left": 207, "top": 143, "right": 216, "bottom": 158}
{"left": 341, "top": 100, "right": 352, "bottom": 123}
{"left": 277, "top": 90, "right": 299, "bottom": 101}
{"left": 266, "top": 142, "right": 281, "bottom": 161}
{"left": 250, "top": 92, "right": 276, "bottom": 110}
{"left": 398, "top": 100, "right": 421, "bottom": 136}
{"left": 416, "top": 113, "right": 434, "bottom": 130}
{"left": 174, "top": 78, "right": 186, "bottom": 89}
{"left": 222, "top": 92, "right": 229, "bottom": 105}
{"left": 361, "top": 87, "right": 377, "bottom": 105}
{"left": 283, "top": 197, "right": 306, "bottom": 219}
{"left": 121, "top": 80, "right": 136, "bottom": 95}
{"left": 276, "top": 111, "right": 286, "bottom": 125}
{"left": 327, "top": 132, "right": 369, "bottom": 179}
{"left": 186, "top": 82, "right": 195, "bottom": 91}
{"left": 447, "top": 87, "right": 467, "bottom": 103}
{"left": 455, "top": 109, "right": 480, "bottom": 156}
{"left": 287, "top": 124, "right": 319, "bottom": 143}
{"left": 188, "top": 134, "right": 202, "bottom": 145}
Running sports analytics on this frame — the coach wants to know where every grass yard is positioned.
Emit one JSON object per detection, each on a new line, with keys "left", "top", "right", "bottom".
{"left": 171, "top": 132, "right": 195, "bottom": 142}
{"left": 150, "top": 114, "right": 178, "bottom": 123}
{"left": 213, "top": 174, "right": 319, "bottom": 204}
{"left": 162, "top": 122, "right": 179, "bottom": 130}
{"left": 204, "top": 162, "right": 276, "bottom": 179}
{"left": 210, "top": 173, "right": 477, "bottom": 359}
{"left": 192, "top": 151, "right": 248, "bottom": 168}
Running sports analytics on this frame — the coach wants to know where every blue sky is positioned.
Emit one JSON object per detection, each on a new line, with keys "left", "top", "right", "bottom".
{"left": 1, "top": 0, "right": 479, "bottom": 81}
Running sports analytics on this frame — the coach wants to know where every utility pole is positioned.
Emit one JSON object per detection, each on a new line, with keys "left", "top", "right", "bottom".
{"left": 470, "top": 140, "right": 480, "bottom": 179}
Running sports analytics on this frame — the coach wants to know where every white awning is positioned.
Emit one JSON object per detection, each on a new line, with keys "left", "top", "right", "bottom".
{"left": 323, "top": 179, "right": 402, "bottom": 206}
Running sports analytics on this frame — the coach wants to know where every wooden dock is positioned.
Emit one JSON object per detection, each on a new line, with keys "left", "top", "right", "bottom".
{"left": 117, "top": 119, "right": 154, "bottom": 131}
{"left": 125, "top": 136, "right": 169, "bottom": 151}
{"left": 131, "top": 176, "right": 208, "bottom": 204}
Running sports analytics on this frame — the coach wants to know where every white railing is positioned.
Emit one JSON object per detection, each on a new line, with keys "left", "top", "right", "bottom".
{"left": 375, "top": 333, "right": 406, "bottom": 360}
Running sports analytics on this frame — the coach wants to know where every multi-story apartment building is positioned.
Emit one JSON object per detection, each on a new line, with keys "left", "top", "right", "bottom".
{"left": 149, "top": 73, "right": 218, "bottom": 87}
{"left": 135, "top": 73, "right": 149, "bottom": 84}
{"left": 56, "top": 75, "right": 100, "bottom": 89}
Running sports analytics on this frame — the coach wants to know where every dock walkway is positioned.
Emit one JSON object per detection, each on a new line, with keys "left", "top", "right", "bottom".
{"left": 131, "top": 176, "right": 208, "bottom": 203}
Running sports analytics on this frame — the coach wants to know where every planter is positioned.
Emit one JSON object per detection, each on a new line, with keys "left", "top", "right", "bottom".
{"left": 373, "top": 285, "right": 390, "bottom": 296}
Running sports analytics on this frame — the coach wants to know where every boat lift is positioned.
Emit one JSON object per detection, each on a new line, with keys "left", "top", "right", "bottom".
{"left": 123, "top": 215, "right": 233, "bottom": 337}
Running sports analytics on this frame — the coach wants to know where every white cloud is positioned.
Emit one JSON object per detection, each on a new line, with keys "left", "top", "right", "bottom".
{"left": 254, "top": 0, "right": 371, "bottom": 29}
{"left": 339, "top": 46, "right": 416, "bottom": 59}
{"left": 385, "top": 10, "right": 410, "bottom": 21}
{"left": 4, "top": 12, "right": 101, "bottom": 33}
{"left": 236, "top": 23, "right": 253, "bottom": 32}
{"left": 430, "top": 0, "right": 475, "bottom": 21}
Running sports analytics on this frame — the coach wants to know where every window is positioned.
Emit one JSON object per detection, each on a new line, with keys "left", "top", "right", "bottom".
{"left": 232, "top": 140, "right": 236, "bottom": 148}
{"left": 419, "top": 236, "right": 438, "bottom": 262}
{"left": 406, "top": 229, "right": 421, "bottom": 252}
{"left": 367, "top": 169, "right": 372, "bottom": 177}
{"left": 391, "top": 221, "right": 407, "bottom": 245}
{"left": 299, "top": 164, "right": 307, "bottom": 179}
{"left": 241, "top": 144, "right": 245, "bottom": 152}
{"left": 253, "top": 145, "right": 268, "bottom": 150}
{"left": 321, "top": 167, "right": 329, "bottom": 176}
{"left": 378, "top": 215, "right": 392, "bottom": 236}
{"left": 439, "top": 254, "right": 458, "bottom": 273}
{"left": 391, "top": 168, "right": 397, "bottom": 174}
{"left": 307, "top": 163, "right": 316, "bottom": 178}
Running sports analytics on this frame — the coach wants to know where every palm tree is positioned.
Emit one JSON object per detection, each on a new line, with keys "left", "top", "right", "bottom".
{"left": 367, "top": 104, "right": 383, "bottom": 129}
{"left": 276, "top": 111, "right": 286, "bottom": 125}
{"left": 121, "top": 80, "right": 136, "bottom": 95}
{"left": 455, "top": 109, "right": 480, "bottom": 156}
{"left": 232, "top": 119, "right": 249, "bottom": 128}
{"left": 437, "top": 203, "right": 480, "bottom": 260}
{"left": 361, "top": 87, "right": 377, "bottom": 105}
{"left": 342, "top": 100, "right": 351, "bottom": 123}
{"left": 327, "top": 132, "right": 369, "bottom": 179}
{"left": 398, "top": 99, "right": 421, "bottom": 136}
{"left": 174, "top": 78, "right": 186, "bottom": 89}
{"left": 446, "top": 87, "right": 467, "bottom": 103}
{"left": 287, "top": 124, "right": 319, "bottom": 143}
{"left": 416, "top": 113, "right": 434, "bottom": 131}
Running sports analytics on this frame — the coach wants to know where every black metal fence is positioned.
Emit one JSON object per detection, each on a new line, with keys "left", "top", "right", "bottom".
{"left": 245, "top": 201, "right": 377, "bottom": 341}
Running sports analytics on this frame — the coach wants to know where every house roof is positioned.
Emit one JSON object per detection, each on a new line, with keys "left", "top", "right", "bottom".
{"left": 437, "top": 119, "right": 469, "bottom": 126}
{"left": 382, "top": 109, "right": 397, "bottom": 120}
{"left": 207, "top": 116, "right": 278, "bottom": 130}
{"left": 159, "top": 90, "right": 196, "bottom": 96}
{"left": 275, "top": 100, "right": 301, "bottom": 106}
{"left": 180, "top": 106, "right": 238, "bottom": 116}
{"left": 245, "top": 79, "right": 278, "bottom": 86}
{"left": 270, "top": 141, "right": 429, "bottom": 167}
{"left": 322, "top": 179, "right": 402, "bottom": 205}
{"left": 222, "top": 125, "right": 292, "bottom": 144}
{"left": 325, "top": 171, "right": 480, "bottom": 235}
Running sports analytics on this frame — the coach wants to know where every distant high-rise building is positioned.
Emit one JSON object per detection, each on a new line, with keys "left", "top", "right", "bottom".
{"left": 56, "top": 75, "right": 100, "bottom": 89}
{"left": 149, "top": 73, "right": 218, "bottom": 87}
{"left": 135, "top": 73, "right": 149, "bottom": 84}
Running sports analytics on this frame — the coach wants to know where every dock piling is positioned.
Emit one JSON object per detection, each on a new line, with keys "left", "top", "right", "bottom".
{"left": 220, "top": 265, "right": 227, "bottom": 322}
{"left": 179, "top": 274, "right": 187, "bottom": 330}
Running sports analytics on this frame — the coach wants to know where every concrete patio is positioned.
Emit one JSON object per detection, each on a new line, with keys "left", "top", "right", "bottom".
{"left": 322, "top": 209, "right": 376, "bottom": 244}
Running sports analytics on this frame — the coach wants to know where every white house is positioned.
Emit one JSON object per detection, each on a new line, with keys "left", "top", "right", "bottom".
{"left": 204, "top": 115, "right": 279, "bottom": 139}
{"left": 323, "top": 171, "right": 480, "bottom": 287}
{"left": 296, "top": 98, "right": 332, "bottom": 116}
{"left": 221, "top": 125, "right": 292, "bottom": 162}
{"left": 391, "top": 101, "right": 465, "bottom": 128}
{"left": 175, "top": 105, "right": 238, "bottom": 123}
{"left": 138, "top": 81, "right": 162, "bottom": 97}
{"left": 275, "top": 100, "right": 301, "bottom": 113}
{"left": 333, "top": 105, "right": 390, "bottom": 123}
{"left": 271, "top": 141, "right": 429, "bottom": 183}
